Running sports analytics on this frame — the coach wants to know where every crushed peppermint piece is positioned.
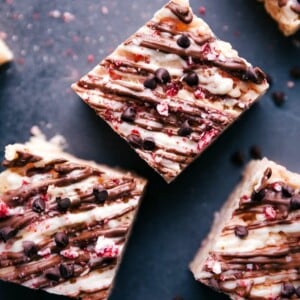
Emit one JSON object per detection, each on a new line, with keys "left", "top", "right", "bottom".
{"left": 49, "top": 10, "right": 61, "bottom": 19}
{"left": 264, "top": 206, "right": 277, "bottom": 220}
{"left": 38, "top": 247, "right": 51, "bottom": 257}
{"left": 95, "top": 236, "right": 119, "bottom": 258}
{"left": 0, "top": 201, "right": 9, "bottom": 218}
{"left": 156, "top": 101, "right": 169, "bottom": 116}
{"left": 60, "top": 247, "right": 80, "bottom": 259}
{"left": 63, "top": 12, "right": 75, "bottom": 23}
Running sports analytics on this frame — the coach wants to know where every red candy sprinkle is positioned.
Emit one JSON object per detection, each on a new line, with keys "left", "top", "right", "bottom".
{"left": 264, "top": 206, "right": 277, "bottom": 220}
{"left": 87, "top": 54, "right": 95, "bottom": 63}
{"left": 194, "top": 88, "right": 205, "bottom": 99}
{"left": 272, "top": 182, "right": 282, "bottom": 192}
{"left": 0, "top": 201, "right": 9, "bottom": 218}
{"left": 166, "top": 82, "right": 180, "bottom": 97}
{"left": 108, "top": 69, "right": 122, "bottom": 80}
{"left": 131, "top": 129, "right": 140, "bottom": 136}
{"left": 199, "top": 6, "right": 206, "bottom": 15}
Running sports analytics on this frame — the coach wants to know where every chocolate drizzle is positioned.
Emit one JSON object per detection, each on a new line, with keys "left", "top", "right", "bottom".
{"left": 2, "top": 151, "right": 42, "bottom": 168}
{"left": 166, "top": 1, "right": 193, "bottom": 24}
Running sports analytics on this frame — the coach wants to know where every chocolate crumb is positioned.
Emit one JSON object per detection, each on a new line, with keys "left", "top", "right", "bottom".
{"left": 23, "top": 241, "right": 37, "bottom": 257}
{"left": 251, "top": 189, "right": 266, "bottom": 202}
{"left": 0, "top": 226, "right": 16, "bottom": 242}
{"left": 127, "top": 134, "right": 143, "bottom": 148}
{"left": 45, "top": 268, "right": 60, "bottom": 281}
{"left": 250, "top": 145, "right": 262, "bottom": 159}
{"left": 231, "top": 151, "right": 245, "bottom": 166}
{"left": 155, "top": 68, "right": 171, "bottom": 84}
{"left": 93, "top": 188, "right": 109, "bottom": 204}
{"left": 121, "top": 107, "right": 136, "bottom": 123}
{"left": 143, "top": 137, "right": 156, "bottom": 151}
{"left": 54, "top": 232, "right": 69, "bottom": 248}
{"left": 56, "top": 197, "right": 71, "bottom": 212}
{"left": 32, "top": 197, "right": 46, "bottom": 213}
{"left": 234, "top": 225, "right": 248, "bottom": 239}
{"left": 290, "top": 195, "right": 300, "bottom": 211}
{"left": 290, "top": 66, "right": 300, "bottom": 79}
{"left": 59, "top": 263, "right": 74, "bottom": 279}
{"left": 144, "top": 74, "right": 157, "bottom": 90}
{"left": 281, "top": 283, "right": 295, "bottom": 297}
{"left": 272, "top": 91, "right": 286, "bottom": 106}
{"left": 177, "top": 34, "right": 191, "bottom": 48}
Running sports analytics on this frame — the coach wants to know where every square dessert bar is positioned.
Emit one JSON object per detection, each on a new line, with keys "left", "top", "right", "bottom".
{"left": 260, "top": 0, "right": 300, "bottom": 35}
{"left": 190, "top": 158, "right": 300, "bottom": 299}
{"left": 72, "top": 0, "right": 269, "bottom": 183}
{"left": 0, "top": 134, "right": 146, "bottom": 299}
{"left": 0, "top": 39, "right": 13, "bottom": 66}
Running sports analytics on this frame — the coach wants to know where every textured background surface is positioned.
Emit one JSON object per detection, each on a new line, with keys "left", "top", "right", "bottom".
{"left": 0, "top": 0, "right": 300, "bottom": 299}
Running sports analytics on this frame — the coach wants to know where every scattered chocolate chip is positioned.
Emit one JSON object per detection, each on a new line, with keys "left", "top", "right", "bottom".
{"left": 290, "top": 66, "right": 300, "bottom": 79}
{"left": 32, "top": 197, "right": 46, "bottom": 213}
{"left": 54, "top": 232, "right": 69, "bottom": 248}
{"left": 251, "top": 189, "right": 266, "bottom": 202}
{"left": 0, "top": 227, "right": 15, "bottom": 242}
{"left": 56, "top": 197, "right": 71, "bottom": 212}
{"left": 295, "top": 286, "right": 300, "bottom": 297}
{"left": 177, "top": 34, "right": 191, "bottom": 48}
{"left": 143, "top": 74, "right": 157, "bottom": 90}
{"left": 45, "top": 268, "right": 60, "bottom": 281}
{"left": 93, "top": 188, "right": 108, "bottom": 204}
{"left": 143, "top": 137, "right": 156, "bottom": 151}
{"left": 121, "top": 107, "right": 136, "bottom": 123}
{"left": 250, "top": 145, "right": 262, "bottom": 159}
{"left": 183, "top": 71, "right": 199, "bottom": 87}
{"left": 272, "top": 91, "right": 286, "bottom": 106}
{"left": 281, "top": 283, "right": 295, "bottom": 297}
{"left": 178, "top": 120, "right": 193, "bottom": 136}
{"left": 290, "top": 195, "right": 300, "bottom": 210}
{"left": 234, "top": 226, "right": 248, "bottom": 239}
{"left": 155, "top": 68, "right": 171, "bottom": 84}
{"left": 59, "top": 263, "right": 74, "bottom": 279}
{"left": 231, "top": 151, "right": 245, "bottom": 166}
{"left": 127, "top": 134, "right": 143, "bottom": 148}
{"left": 23, "top": 241, "right": 37, "bottom": 257}
{"left": 281, "top": 185, "right": 294, "bottom": 198}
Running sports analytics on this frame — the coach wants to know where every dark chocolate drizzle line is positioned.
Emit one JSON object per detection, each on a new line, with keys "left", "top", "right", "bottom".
{"left": 166, "top": 1, "right": 193, "bottom": 24}
{"left": 204, "top": 178, "right": 300, "bottom": 299}
{"left": 26, "top": 158, "right": 67, "bottom": 177}
{"left": 2, "top": 151, "right": 43, "bottom": 168}
{"left": 138, "top": 34, "right": 266, "bottom": 84}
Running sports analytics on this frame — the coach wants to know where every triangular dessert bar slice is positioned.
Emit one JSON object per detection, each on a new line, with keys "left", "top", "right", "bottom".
{"left": 0, "top": 133, "right": 146, "bottom": 299}
{"left": 260, "top": 0, "right": 300, "bottom": 36}
{"left": 72, "top": 0, "right": 269, "bottom": 183}
{"left": 190, "top": 158, "right": 300, "bottom": 299}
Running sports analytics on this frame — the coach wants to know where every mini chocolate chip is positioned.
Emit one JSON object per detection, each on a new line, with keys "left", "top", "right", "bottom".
{"left": 0, "top": 227, "right": 15, "bottom": 242}
{"left": 290, "top": 66, "right": 300, "bottom": 79}
{"left": 59, "top": 263, "right": 74, "bottom": 279}
{"left": 54, "top": 232, "right": 69, "bottom": 248}
{"left": 177, "top": 34, "right": 191, "bottom": 48}
{"left": 56, "top": 197, "right": 71, "bottom": 212}
{"left": 144, "top": 74, "right": 157, "bottom": 90}
{"left": 281, "top": 283, "right": 295, "bottom": 297}
{"left": 250, "top": 145, "right": 262, "bottom": 159}
{"left": 121, "top": 107, "right": 136, "bottom": 123}
{"left": 281, "top": 185, "right": 293, "bottom": 198}
{"left": 93, "top": 188, "right": 108, "bottom": 204}
{"left": 45, "top": 268, "right": 60, "bottom": 281}
{"left": 295, "top": 286, "right": 300, "bottom": 297}
{"left": 143, "top": 137, "right": 156, "bottom": 151}
{"left": 272, "top": 91, "right": 286, "bottom": 106}
{"left": 32, "top": 197, "right": 46, "bottom": 213}
{"left": 290, "top": 195, "right": 300, "bottom": 210}
{"left": 234, "top": 226, "right": 248, "bottom": 239}
{"left": 23, "top": 241, "right": 37, "bottom": 257}
{"left": 251, "top": 189, "right": 266, "bottom": 202}
{"left": 178, "top": 120, "right": 193, "bottom": 136}
{"left": 155, "top": 68, "right": 171, "bottom": 84}
{"left": 127, "top": 134, "right": 143, "bottom": 148}
{"left": 231, "top": 151, "right": 245, "bottom": 166}
{"left": 183, "top": 72, "right": 199, "bottom": 87}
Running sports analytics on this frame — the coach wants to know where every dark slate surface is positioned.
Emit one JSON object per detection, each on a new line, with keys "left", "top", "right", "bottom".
{"left": 0, "top": 0, "right": 299, "bottom": 299}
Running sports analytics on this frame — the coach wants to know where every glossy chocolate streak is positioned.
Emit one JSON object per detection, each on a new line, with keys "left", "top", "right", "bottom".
{"left": 2, "top": 151, "right": 42, "bottom": 168}
{"left": 26, "top": 158, "right": 67, "bottom": 176}
{"left": 166, "top": 1, "right": 193, "bottom": 24}
{"left": 139, "top": 36, "right": 266, "bottom": 84}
